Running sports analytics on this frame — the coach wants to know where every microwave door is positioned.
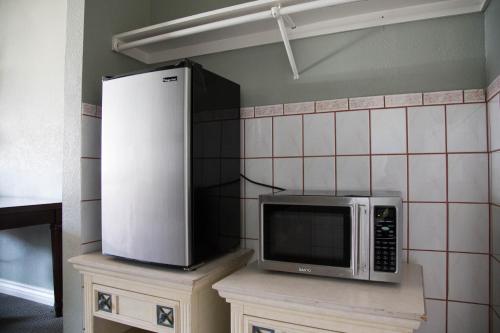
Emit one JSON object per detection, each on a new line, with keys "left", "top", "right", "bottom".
{"left": 260, "top": 202, "right": 357, "bottom": 279}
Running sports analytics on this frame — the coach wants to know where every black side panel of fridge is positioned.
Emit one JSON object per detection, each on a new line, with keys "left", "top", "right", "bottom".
{"left": 191, "top": 65, "right": 240, "bottom": 265}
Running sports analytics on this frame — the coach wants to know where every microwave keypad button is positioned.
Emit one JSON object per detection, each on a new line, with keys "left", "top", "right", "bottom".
{"left": 374, "top": 206, "right": 398, "bottom": 273}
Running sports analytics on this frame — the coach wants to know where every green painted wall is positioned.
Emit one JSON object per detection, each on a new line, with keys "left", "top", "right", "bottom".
{"left": 82, "top": 0, "right": 152, "bottom": 105}
{"left": 485, "top": 0, "right": 500, "bottom": 85}
{"left": 151, "top": 0, "right": 248, "bottom": 23}
{"left": 150, "top": 2, "right": 485, "bottom": 107}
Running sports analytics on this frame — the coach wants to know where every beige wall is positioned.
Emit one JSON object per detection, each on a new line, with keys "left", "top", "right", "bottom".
{"left": 0, "top": 0, "right": 66, "bottom": 290}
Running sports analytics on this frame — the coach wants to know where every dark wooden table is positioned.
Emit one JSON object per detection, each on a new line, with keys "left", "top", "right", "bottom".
{"left": 0, "top": 197, "right": 62, "bottom": 317}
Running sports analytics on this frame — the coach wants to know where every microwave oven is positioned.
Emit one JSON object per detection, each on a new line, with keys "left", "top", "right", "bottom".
{"left": 259, "top": 191, "right": 403, "bottom": 283}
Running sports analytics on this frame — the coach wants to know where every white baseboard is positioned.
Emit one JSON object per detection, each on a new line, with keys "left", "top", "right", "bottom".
{"left": 0, "top": 278, "right": 54, "bottom": 306}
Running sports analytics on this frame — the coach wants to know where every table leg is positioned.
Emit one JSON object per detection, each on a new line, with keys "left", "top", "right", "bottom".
{"left": 50, "top": 209, "right": 63, "bottom": 317}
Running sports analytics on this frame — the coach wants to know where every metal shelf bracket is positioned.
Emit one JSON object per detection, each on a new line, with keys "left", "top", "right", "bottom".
{"left": 271, "top": 6, "right": 300, "bottom": 80}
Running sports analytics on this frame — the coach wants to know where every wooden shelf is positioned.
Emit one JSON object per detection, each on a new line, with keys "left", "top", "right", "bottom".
{"left": 112, "top": 0, "right": 486, "bottom": 77}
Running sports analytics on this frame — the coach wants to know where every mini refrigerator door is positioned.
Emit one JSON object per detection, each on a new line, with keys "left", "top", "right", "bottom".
{"left": 102, "top": 67, "right": 192, "bottom": 266}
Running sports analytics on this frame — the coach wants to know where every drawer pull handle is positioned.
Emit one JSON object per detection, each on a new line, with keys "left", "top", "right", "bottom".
{"left": 157, "top": 305, "right": 174, "bottom": 328}
{"left": 97, "top": 292, "right": 112, "bottom": 313}
{"left": 253, "top": 326, "right": 275, "bottom": 333}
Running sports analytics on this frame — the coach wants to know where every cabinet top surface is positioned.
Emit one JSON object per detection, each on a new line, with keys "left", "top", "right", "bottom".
{"left": 213, "top": 262, "right": 425, "bottom": 321}
{"left": 69, "top": 249, "right": 252, "bottom": 287}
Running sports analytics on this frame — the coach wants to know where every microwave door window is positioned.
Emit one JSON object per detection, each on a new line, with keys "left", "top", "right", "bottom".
{"left": 263, "top": 205, "right": 351, "bottom": 267}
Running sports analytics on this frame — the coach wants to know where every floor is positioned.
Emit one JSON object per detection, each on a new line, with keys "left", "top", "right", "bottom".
{"left": 0, "top": 293, "right": 62, "bottom": 333}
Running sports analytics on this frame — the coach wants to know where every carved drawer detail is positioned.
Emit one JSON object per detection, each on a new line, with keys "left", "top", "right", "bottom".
{"left": 92, "top": 284, "right": 179, "bottom": 332}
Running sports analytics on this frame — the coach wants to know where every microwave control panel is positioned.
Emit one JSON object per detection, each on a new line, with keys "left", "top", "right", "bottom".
{"left": 373, "top": 206, "right": 397, "bottom": 273}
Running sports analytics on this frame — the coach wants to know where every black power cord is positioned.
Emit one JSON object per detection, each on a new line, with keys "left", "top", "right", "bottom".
{"left": 240, "top": 174, "right": 285, "bottom": 191}
{"left": 197, "top": 174, "right": 286, "bottom": 192}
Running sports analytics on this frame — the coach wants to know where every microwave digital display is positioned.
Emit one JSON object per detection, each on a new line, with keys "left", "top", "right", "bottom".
{"left": 263, "top": 205, "right": 351, "bottom": 267}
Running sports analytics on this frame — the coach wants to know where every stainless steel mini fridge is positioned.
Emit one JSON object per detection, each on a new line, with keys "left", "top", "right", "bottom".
{"left": 101, "top": 60, "right": 240, "bottom": 268}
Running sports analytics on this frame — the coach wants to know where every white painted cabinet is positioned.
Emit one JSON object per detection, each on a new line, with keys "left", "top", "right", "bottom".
{"left": 214, "top": 263, "right": 426, "bottom": 333}
{"left": 70, "top": 249, "right": 252, "bottom": 333}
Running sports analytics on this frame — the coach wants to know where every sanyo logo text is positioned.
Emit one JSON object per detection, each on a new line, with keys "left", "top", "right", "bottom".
{"left": 298, "top": 267, "right": 312, "bottom": 273}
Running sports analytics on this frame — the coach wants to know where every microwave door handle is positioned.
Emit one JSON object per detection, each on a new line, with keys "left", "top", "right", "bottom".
{"left": 358, "top": 204, "right": 368, "bottom": 274}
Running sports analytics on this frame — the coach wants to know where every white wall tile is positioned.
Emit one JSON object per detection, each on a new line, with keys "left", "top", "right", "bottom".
{"left": 409, "top": 155, "right": 446, "bottom": 201}
{"left": 423, "top": 90, "right": 463, "bottom": 105}
{"left": 245, "top": 199, "right": 259, "bottom": 240}
{"left": 492, "top": 257, "right": 500, "bottom": 315}
{"left": 416, "top": 299, "right": 446, "bottom": 333}
{"left": 371, "top": 108, "right": 406, "bottom": 154}
{"left": 255, "top": 104, "right": 283, "bottom": 117}
{"left": 408, "top": 251, "right": 446, "bottom": 299}
{"left": 274, "top": 115, "right": 302, "bottom": 157}
{"left": 245, "top": 158, "right": 273, "bottom": 199}
{"left": 449, "top": 204, "right": 489, "bottom": 253}
{"left": 81, "top": 116, "right": 101, "bottom": 158}
{"left": 81, "top": 200, "right": 101, "bottom": 243}
{"left": 240, "top": 199, "right": 245, "bottom": 238}
{"left": 492, "top": 152, "right": 500, "bottom": 205}
{"left": 240, "top": 107, "right": 254, "bottom": 118}
{"left": 489, "top": 94, "right": 500, "bottom": 151}
{"left": 403, "top": 203, "right": 408, "bottom": 249}
{"left": 463, "top": 89, "right": 485, "bottom": 103}
{"left": 371, "top": 155, "right": 407, "bottom": 200}
{"left": 316, "top": 98, "right": 348, "bottom": 112}
{"left": 493, "top": 205, "right": 500, "bottom": 258}
{"left": 448, "top": 253, "right": 489, "bottom": 304}
{"left": 244, "top": 239, "right": 259, "bottom": 264}
{"left": 336, "top": 111, "right": 369, "bottom": 154}
{"left": 303, "top": 113, "right": 335, "bottom": 156}
{"left": 81, "top": 158, "right": 101, "bottom": 200}
{"left": 274, "top": 158, "right": 302, "bottom": 190}
{"left": 284, "top": 101, "right": 314, "bottom": 115}
{"left": 81, "top": 241, "right": 102, "bottom": 254}
{"left": 408, "top": 106, "right": 446, "bottom": 153}
{"left": 349, "top": 95, "right": 384, "bottom": 110}
{"left": 447, "top": 302, "right": 489, "bottom": 333}
{"left": 447, "top": 103, "right": 487, "bottom": 152}
{"left": 448, "top": 154, "right": 488, "bottom": 202}
{"left": 409, "top": 203, "right": 446, "bottom": 251}
{"left": 240, "top": 120, "right": 245, "bottom": 158}
{"left": 385, "top": 93, "right": 422, "bottom": 108}
{"left": 304, "top": 157, "right": 335, "bottom": 191}
{"left": 245, "top": 117, "right": 272, "bottom": 158}
{"left": 336, "top": 156, "right": 370, "bottom": 192}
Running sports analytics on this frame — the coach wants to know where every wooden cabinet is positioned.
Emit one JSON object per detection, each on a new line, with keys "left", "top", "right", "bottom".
{"left": 70, "top": 249, "right": 252, "bottom": 333}
{"left": 214, "top": 263, "right": 426, "bottom": 333}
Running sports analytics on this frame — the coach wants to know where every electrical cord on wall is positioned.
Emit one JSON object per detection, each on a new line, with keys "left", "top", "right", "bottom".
{"left": 240, "top": 174, "right": 285, "bottom": 191}
{"left": 197, "top": 174, "right": 285, "bottom": 192}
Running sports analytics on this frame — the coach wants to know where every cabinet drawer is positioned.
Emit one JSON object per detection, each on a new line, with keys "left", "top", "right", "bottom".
{"left": 244, "top": 316, "right": 341, "bottom": 333}
{"left": 93, "top": 284, "right": 180, "bottom": 333}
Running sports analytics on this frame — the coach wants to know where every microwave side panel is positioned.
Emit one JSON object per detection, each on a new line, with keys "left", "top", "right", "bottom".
{"left": 369, "top": 196, "right": 403, "bottom": 283}
{"left": 101, "top": 67, "right": 191, "bottom": 267}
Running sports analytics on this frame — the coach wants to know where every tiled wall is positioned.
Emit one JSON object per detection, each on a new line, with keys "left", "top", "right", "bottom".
{"left": 80, "top": 103, "right": 102, "bottom": 254}
{"left": 241, "top": 89, "right": 490, "bottom": 333}
{"left": 80, "top": 85, "right": 494, "bottom": 333}
{"left": 488, "top": 75, "right": 500, "bottom": 333}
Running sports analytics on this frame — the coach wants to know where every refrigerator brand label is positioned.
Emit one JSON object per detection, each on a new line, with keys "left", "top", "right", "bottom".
{"left": 163, "top": 76, "right": 178, "bottom": 82}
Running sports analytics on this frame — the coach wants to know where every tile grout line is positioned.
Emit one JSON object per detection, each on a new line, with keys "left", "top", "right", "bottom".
{"left": 243, "top": 118, "right": 247, "bottom": 247}
{"left": 485, "top": 86, "right": 492, "bottom": 329}
{"left": 302, "top": 115, "right": 305, "bottom": 192}
{"left": 368, "top": 109, "right": 373, "bottom": 196}
{"left": 405, "top": 106, "right": 410, "bottom": 263}
{"left": 334, "top": 112, "right": 337, "bottom": 195}
{"left": 444, "top": 104, "right": 449, "bottom": 333}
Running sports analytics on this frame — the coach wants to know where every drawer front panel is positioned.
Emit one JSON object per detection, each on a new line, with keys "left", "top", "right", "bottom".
{"left": 244, "top": 316, "right": 340, "bottom": 333}
{"left": 93, "top": 284, "right": 180, "bottom": 333}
